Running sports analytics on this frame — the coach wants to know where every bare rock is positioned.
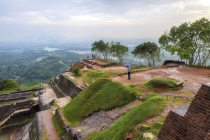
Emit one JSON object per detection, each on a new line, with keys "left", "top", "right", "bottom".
{"left": 143, "top": 132, "right": 154, "bottom": 139}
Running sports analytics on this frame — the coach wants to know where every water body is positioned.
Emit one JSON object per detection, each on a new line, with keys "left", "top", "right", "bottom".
{"left": 43, "top": 47, "right": 59, "bottom": 52}
{"left": 0, "top": 133, "right": 11, "bottom": 140}
{"left": 68, "top": 50, "right": 91, "bottom": 54}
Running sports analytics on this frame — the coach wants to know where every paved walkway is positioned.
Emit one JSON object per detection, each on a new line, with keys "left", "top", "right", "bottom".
{"left": 40, "top": 109, "right": 60, "bottom": 140}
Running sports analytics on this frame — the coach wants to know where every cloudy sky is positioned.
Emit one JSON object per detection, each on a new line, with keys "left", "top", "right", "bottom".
{"left": 0, "top": 0, "right": 210, "bottom": 42}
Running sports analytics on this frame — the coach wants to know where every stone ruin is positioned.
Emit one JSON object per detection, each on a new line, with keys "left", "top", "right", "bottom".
{"left": 157, "top": 83, "right": 210, "bottom": 140}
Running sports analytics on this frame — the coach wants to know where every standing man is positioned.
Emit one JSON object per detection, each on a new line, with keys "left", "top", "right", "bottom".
{"left": 127, "top": 66, "right": 131, "bottom": 80}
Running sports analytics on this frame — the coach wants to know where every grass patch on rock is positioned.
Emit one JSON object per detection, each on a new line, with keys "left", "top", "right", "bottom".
{"left": 83, "top": 70, "right": 119, "bottom": 84}
{"left": 133, "top": 116, "right": 167, "bottom": 140}
{"left": 20, "top": 84, "right": 41, "bottom": 90}
{"left": 142, "top": 79, "right": 180, "bottom": 92}
{"left": 86, "top": 96, "right": 166, "bottom": 140}
{"left": 62, "top": 79, "right": 136, "bottom": 127}
{"left": 52, "top": 115, "right": 71, "bottom": 140}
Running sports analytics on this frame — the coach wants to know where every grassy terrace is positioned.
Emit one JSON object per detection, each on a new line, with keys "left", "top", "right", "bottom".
{"left": 83, "top": 70, "right": 119, "bottom": 84}
{"left": 142, "top": 79, "right": 180, "bottom": 92}
{"left": 62, "top": 79, "right": 137, "bottom": 127}
{"left": 87, "top": 96, "right": 166, "bottom": 140}
{"left": 0, "top": 84, "right": 41, "bottom": 94}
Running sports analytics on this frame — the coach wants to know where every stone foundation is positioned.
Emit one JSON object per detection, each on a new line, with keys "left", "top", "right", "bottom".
{"left": 163, "top": 60, "right": 185, "bottom": 65}
{"left": 0, "top": 98, "right": 38, "bottom": 122}
{"left": 52, "top": 74, "right": 82, "bottom": 99}
{"left": 0, "top": 92, "right": 31, "bottom": 101}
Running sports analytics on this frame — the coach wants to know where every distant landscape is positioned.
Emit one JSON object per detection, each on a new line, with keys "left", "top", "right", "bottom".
{"left": 0, "top": 39, "right": 181, "bottom": 86}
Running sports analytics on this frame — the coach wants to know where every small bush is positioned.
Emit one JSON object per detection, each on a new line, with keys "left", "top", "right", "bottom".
{"left": 0, "top": 79, "right": 20, "bottom": 91}
{"left": 72, "top": 66, "right": 81, "bottom": 76}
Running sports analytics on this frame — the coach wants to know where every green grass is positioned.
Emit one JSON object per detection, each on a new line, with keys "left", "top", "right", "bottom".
{"left": 41, "top": 129, "right": 48, "bottom": 140}
{"left": 63, "top": 75, "right": 79, "bottom": 85}
{"left": 86, "top": 96, "right": 166, "bottom": 140}
{"left": 52, "top": 115, "right": 71, "bottom": 140}
{"left": 133, "top": 116, "right": 167, "bottom": 140}
{"left": 128, "top": 84, "right": 145, "bottom": 97}
{"left": 142, "top": 79, "right": 180, "bottom": 92}
{"left": 62, "top": 79, "right": 136, "bottom": 127}
{"left": 20, "top": 84, "right": 41, "bottom": 90}
{"left": 0, "top": 89, "right": 15, "bottom": 94}
{"left": 165, "top": 97, "right": 191, "bottom": 106}
{"left": 0, "top": 84, "right": 41, "bottom": 94}
{"left": 83, "top": 70, "right": 119, "bottom": 84}
{"left": 0, "top": 98, "right": 23, "bottom": 106}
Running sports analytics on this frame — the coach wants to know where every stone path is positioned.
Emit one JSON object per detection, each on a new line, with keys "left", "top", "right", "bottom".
{"left": 51, "top": 96, "right": 72, "bottom": 114}
{"left": 40, "top": 109, "right": 60, "bottom": 140}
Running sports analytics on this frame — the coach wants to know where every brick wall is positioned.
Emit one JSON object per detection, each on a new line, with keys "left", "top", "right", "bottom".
{"left": 157, "top": 83, "right": 210, "bottom": 140}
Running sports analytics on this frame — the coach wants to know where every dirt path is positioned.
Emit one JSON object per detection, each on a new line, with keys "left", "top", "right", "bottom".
{"left": 40, "top": 109, "right": 60, "bottom": 140}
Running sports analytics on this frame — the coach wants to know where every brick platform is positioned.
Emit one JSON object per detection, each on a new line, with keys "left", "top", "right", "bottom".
{"left": 157, "top": 83, "right": 210, "bottom": 140}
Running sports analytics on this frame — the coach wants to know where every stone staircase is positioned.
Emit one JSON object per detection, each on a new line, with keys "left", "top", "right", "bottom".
{"left": 81, "top": 81, "right": 94, "bottom": 90}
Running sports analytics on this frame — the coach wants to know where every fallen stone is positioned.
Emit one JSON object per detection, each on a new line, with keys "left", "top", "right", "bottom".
{"left": 143, "top": 132, "right": 154, "bottom": 139}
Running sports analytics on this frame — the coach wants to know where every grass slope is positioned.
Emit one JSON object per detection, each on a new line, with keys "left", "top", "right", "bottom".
{"left": 87, "top": 96, "right": 166, "bottom": 140}
{"left": 62, "top": 79, "right": 136, "bottom": 127}
{"left": 83, "top": 70, "right": 118, "bottom": 84}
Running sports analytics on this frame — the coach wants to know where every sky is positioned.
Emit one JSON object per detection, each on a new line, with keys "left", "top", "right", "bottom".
{"left": 0, "top": 0, "right": 210, "bottom": 42}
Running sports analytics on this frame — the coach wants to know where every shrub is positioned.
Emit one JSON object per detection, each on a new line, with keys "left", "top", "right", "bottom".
{"left": 72, "top": 66, "right": 81, "bottom": 76}
{"left": 0, "top": 79, "right": 20, "bottom": 91}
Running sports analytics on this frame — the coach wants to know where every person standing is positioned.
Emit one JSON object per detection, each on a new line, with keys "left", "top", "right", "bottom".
{"left": 127, "top": 66, "right": 131, "bottom": 80}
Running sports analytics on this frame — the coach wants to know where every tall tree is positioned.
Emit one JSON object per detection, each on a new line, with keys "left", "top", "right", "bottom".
{"left": 159, "top": 17, "right": 210, "bottom": 66}
{"left": 110, "top": 42, "right": 129, "bottom": 63}
{"left": 91, "top": 40, "right": 110, "bottom": 60}
{"left": 132, "top": 42, "right": 162, "bottom": 67}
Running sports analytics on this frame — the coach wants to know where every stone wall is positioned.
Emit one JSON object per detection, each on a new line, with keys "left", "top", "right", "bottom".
{"left": 53, "top": 74, "right": 82, "bottom": 99}
{"left": 10, "top": 88, "right": 42, "bottom": 94}
{"left": 0, "top": 99, "right": 36, "bottom": 122}
{"left": 0, "top": 92, "right": 31, "bottom": 101}
{"left": 163, "top": 60, "right": 185, "bottom": 65}
{"left": 157, "top": 83, "right": 210, "bottom": 140}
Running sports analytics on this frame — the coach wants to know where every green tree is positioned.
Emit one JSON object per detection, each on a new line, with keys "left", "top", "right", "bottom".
{"left": 110, "top": 42, "right": 129, "bottom": 63}
{"left": 132, "top": 42, "right": 162, "bottom": 67}
{"left": 159, "top": 17, "right": 210, "bottom": 66}
{"left": 91, "top": 40, "right": 110, "bottom": 60}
